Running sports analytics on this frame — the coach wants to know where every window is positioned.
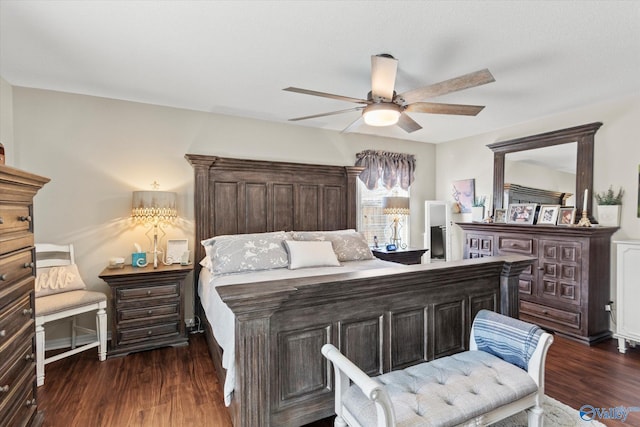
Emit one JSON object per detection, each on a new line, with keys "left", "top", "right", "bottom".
{"left": 358, "top": 179, "right": 409, "bottom": 247}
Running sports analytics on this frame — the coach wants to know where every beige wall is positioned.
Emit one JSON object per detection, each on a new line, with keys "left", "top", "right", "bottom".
{"left": 0, "top": 76, "right": 14, "bottom": 165}
{"left": 11, "top": 86, "right": 436, "bottom": 339}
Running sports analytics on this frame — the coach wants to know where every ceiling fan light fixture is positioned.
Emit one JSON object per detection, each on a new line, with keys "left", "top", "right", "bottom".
{"left": 362, "top": 103, "right": 402, "bottom": 127}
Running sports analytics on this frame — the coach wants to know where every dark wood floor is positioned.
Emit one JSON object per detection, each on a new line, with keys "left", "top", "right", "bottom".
{"left": 37, "top": 333, "right": 640, "bottom": 427}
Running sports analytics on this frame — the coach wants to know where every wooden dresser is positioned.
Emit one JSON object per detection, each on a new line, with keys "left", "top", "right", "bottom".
{"left": 99, "top": 263, "right": 192, "bottom": 357}
{"left": 458, "top": 222, "right": 618, "bottom": 345}
{"left": 0, "top": 164, "right": 49, "bottom": 426}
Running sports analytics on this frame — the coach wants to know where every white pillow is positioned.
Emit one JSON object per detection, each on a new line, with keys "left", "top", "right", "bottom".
{"left": 35, "top": 264, "right": 87, "bottom": 297}
{"left": 284, "top": 240, "right": 341, "bottom": 270}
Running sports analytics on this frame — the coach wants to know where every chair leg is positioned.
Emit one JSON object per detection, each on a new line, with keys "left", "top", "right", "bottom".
{"left": 36, "top": 323, "right": 45, "bottom": 387}
{"left": 96, "top": 307, "right": 107, "bottom": 361}
{"left": 528, "top": 404, "right": 544, "bottom": 427}
{"left": 334, "top": 416, "right": 348, "bottom": 427}
{"left": 71, "top": 315, "right": 77, "bottom": 349}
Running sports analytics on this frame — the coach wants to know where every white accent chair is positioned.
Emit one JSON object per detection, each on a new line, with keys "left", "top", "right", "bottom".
{"left": 322, "top": 310, "right": 554, "bottom": 427}
{"left": 35, "top": 243, "right": 107, "bottom": 386}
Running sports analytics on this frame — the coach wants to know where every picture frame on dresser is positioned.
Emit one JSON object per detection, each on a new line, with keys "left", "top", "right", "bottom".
{"left": 506, "top": 203, "right": 536, "bottom": 224}
{"left": 494, "top": 208, "right": 507, "bottom": 223}
{"left": 557, "top": 207, "right": 577, "bottom": 226}
{"left": 537, "top": 205, "right": 560, "bottom": 225}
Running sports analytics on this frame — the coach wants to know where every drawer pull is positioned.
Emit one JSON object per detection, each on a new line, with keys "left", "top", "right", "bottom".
{"left": 543, "top": 310, "right": 549, "bottom": 315}
{"left": 0, "top": 329, "right": 5, "bottom": 337}
{"left": 25, "top": 398, "right": 37, "bottom": 407}
{"left": 147, "top": 290, "right": 152, "bottom": 296}
{"left": 147, "top": 330, "right": 153, "bottom": 335}
{"left": 537, "top": 267, "right": 544, "bottom": 271}
{"left": 24, "top": 262, "right": 35, "bottom": 269}
{"left": 19, "top": 215, "right": 32, "bottom": 222}
{"left": 147, "top": 310, "right": 153, "bottom": 315}
{"left": 25, "top": 353, "right": 34, "bottom": 361}
{"left": 23, "top": 308, "right": 33, "bottom": 316}
{"left": 0, "top": 273, "right": 7, "bottom": 281}
{"left": 0, "top": 385, "right": 9, "bottom": 393}
{"left": 0, "top": 216, "right": 3, "bottom": 224}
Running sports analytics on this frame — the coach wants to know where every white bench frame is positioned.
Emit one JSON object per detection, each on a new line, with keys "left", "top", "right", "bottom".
{"left": 322, "top": 321, "right": 554, "bottom": 427}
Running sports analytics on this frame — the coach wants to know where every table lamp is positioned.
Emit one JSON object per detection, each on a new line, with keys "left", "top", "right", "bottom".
{"left": 132, "top": 189, "right": 177, "bottom": 268}
{"left": 382, "top": 196, "right": 410, "bottom": 249}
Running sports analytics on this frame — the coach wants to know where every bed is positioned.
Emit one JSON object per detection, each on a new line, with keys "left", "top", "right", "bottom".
{"left": 185, "top": 154, "right": 534, "bottom": 427}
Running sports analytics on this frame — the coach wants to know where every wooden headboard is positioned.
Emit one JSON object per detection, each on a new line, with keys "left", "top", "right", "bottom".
{"left": 185, "top": 154, "right": 363, "bottom": 277}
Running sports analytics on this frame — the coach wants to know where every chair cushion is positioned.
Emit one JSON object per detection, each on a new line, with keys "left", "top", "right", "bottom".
{"left": 35, "top": 264, "right": 86, "bottom": 297}
{"left": 36, "top": 290, "right": 106, "bottom": 316}
{"left": 343, "top": 351, "right": 538, "bottom": 427}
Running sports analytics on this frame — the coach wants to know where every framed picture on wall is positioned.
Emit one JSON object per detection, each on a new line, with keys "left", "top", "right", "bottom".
{"left": 557, "top": 207, "right": 577, "bottom": 226}
{"left": 537, "top": 205, "right": 560, "bottom": 225}
{"left": 452, "top": 179, "right": 475, "bottom": 213}
{"left": 494, "top": 208, "right": 507, "bottom": 223}
{"left": 506, "top": 203, "right": 536, "bottom": 224}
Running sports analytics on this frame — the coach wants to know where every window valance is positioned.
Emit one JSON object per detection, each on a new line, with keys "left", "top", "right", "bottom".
{"left": 355, "top": 150, "right": 416, "bottom": 190}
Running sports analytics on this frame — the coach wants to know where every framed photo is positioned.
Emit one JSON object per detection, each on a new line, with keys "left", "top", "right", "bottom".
{"left": 557, "top": 207, "right": 577, "bottom": 226}
{"left": 166, "top": 239, "right": 189, "bottom": 264}
{"left": 506, "top": 203, "right": 537, "bottom": 224}
{"left": 494, "top": 208, "right": 507, "bottom": 223}
{"left": 537, "top": 205, "right": 560, "bottom": 225}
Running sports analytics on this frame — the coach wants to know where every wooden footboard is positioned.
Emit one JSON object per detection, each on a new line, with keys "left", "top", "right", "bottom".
{"left": 213, "top": 255, "right": 532, "bottom": 426}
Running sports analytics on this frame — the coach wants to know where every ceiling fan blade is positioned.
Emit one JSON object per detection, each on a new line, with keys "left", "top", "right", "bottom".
{"left": 340, "top": 116, "right": 363, "bottom": 134}
{"left": 283, "top": 87, "right": 368, "bottom": 104}
{"left": 288, "top": 106, "right": 365, "bottom": 122}
{"left": 397, "top": 69, "right": 495, "bottom": 105}
{"left": 405, "top": 102, "right": 485, "bottom": 116}
{"left": 396, "top": 113, "right": 422, "bottom": 133}
{"left": 371, "top": 54, "right": 398, "bottom": 102}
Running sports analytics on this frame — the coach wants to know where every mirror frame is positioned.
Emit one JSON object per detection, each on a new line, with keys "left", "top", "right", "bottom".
{"left": 488, "top": 122, "right": 602, "bottom": 215}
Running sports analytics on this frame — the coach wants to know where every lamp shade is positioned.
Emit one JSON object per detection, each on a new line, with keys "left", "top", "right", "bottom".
{"left": 132, "top": 191, "right": 177, "bottom": 222}
{"left": 382, "top": 196, "right": 410, "bottom": 215}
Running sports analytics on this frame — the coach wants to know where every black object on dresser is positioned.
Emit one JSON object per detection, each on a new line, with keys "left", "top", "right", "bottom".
{"left": 0, "top": 164, "right": 49, "bottom": 426}
{"left": 458, "top": 222, "right": 618, "bottom": 345}
{"left": 99, "top": 263, "right": 193, "bottom": 357}
{"left": 371, "top": 247, "right": 428, "bottom": 265}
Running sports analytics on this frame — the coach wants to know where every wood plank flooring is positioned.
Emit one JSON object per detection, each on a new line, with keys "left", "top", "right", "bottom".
{"left": 36, "top": 333, "right": 640, "bottom": 426}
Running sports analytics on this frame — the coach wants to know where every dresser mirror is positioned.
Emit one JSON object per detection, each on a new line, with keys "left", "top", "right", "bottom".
{"left": 488, "top": 122, "right": 602, "bottom": 216}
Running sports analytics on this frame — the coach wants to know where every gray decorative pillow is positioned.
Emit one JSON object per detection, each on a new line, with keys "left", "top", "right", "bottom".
{"left": 201, "top": 231, "right": 289, "bottom": 275}
{"left": 291, "top": 230, "right": 374, "bottom": 262}
{"left": 35, "top": 264, "right": 87, "bottom": 297}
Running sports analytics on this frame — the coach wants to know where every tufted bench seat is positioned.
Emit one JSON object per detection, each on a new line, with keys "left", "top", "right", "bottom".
{"left": 322, "top": 310, "right": 554, "bottom": 427}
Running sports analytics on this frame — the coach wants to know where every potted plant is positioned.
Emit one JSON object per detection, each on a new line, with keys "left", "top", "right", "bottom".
{"left": 471, "top": 196, "right": 486, "bottom": 222}
{"left": 594, "top": 186, "right": 624, "bottom": 227}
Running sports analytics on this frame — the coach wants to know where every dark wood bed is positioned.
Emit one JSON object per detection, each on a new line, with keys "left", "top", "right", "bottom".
{"left": 185, "top": 154, "right": 534, "bottom": 427}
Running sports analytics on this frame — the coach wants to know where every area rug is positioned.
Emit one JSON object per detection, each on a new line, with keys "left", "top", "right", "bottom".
{"left": 491, "top": 395, "right": 606, "bottom": 426}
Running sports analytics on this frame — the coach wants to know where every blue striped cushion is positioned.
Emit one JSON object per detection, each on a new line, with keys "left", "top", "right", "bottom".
{"left": 473, "top": 310, "right": 543, "bottom": 370}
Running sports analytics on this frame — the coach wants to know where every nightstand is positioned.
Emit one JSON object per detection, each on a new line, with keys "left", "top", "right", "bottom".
{"left": 371, "top": 247, "right": 428, "bottom": 265}
{"left": 99, "top": 263, "right": 193, "bottom": 357}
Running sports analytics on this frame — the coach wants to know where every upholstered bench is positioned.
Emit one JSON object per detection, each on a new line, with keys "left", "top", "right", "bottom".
{"left": 322, "top": 310, "right": 554, "bottom": 427}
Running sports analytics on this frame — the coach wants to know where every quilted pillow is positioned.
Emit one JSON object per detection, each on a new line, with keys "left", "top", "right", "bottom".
{"left": 201, "top": 231, "right": 289, "bottom": 275}
{"left": 284, "top": 240, "right": 341, "bottom": 269}
{"left": 35, "top": 264, "right": 87, "bottom": 298}
{"left": 291, "top": 230, "right": 374, "bottom": 262}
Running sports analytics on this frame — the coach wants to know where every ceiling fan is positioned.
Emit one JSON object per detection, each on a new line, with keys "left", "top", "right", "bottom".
{"left": 284, "top": 54, "right": 495, "bottom": 133}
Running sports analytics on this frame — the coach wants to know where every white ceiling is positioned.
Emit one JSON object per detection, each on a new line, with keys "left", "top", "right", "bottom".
{"left": 1, "top": 1, "right": 639, "bottom": 144}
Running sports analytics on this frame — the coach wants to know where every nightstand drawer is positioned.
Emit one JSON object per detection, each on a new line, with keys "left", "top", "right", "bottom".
{"left": 117, "top": 303, "right": 180, "bottom": 323}
{"left": 116, "top": 283, "right": 179, "bottom": 302}
{"left": 117, "top": 322, "right": 180, "bottom": 346}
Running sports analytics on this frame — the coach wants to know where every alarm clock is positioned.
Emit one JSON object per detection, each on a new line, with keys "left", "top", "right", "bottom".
{"left": 386, "top": 244, "right": 397, "bottom": 251}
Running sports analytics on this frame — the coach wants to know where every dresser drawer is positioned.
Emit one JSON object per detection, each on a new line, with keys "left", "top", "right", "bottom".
{"left": 116, "top": 283, "right": 179, "bottom": 302}
{"left": 116, "top": 321, "right": 180, "bottom": 346}
{"left": 0, "top": 315, "right": 33, "bottom": 373}
{"left": 0, "top": 233, "right": 34, "bottom": 257}
{"left": 0, "top": 295, "right": 33, "bottom": 351}
{"left": 0, "top": 277, "right": 33, "bottom": 313}
{"left": 0, "top": 250, "right": 34, "bottom": 289}
{"left": 0, "top": 336, "right": 34, "bottom": 405}
{"left": 0, "top": 204, "right": 32, "bottom": 235}
{"left": 497, "top": 234, "right": 537, "bottom": 255}
{"left": 0, "top": 365, "right": 36, "bottom": 427}
{"left": 117, "top": 303, "right": 180, "bottom": 323}
{"left": 520, "top": 300, "right": 581, "bottom": 330}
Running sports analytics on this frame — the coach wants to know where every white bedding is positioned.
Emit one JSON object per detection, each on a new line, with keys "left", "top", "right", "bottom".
{"left": 198, "top": 258, "right": 403, "bottom": 406}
